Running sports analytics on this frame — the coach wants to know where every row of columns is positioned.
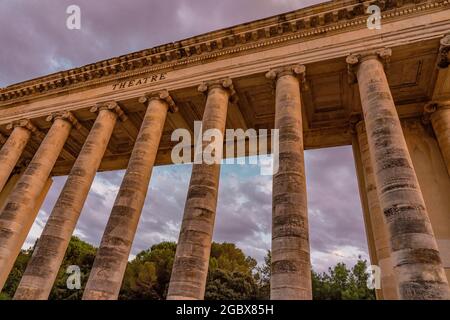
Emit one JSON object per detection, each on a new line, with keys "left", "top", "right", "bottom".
{"left": 0, "top": 112, "right": 79, "bottom": 288}
{"left": 0, "top": 46, "right": 449, "bottom": 300}
{"left": 83, "top": 91, "right": 176, "bottom": 299}
{"left": 14, "top": 103, "right": 125, "bottom": 299}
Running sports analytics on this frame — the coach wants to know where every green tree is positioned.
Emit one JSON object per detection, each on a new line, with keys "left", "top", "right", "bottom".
{"left": 312, "top": 257, "right": 375, "bottom": 300}
{"left": 205, "top": 269, "right": 258, "bottom": 300}
{"left": 205, "top": 243, "right": 259, "bottom": 300}
{"left": 120, "top": 241, "right": 260, "bottom": 300}
{"left": 1, "top": 236, "right": 96, "bottom": 300}
{"left": 254, "top": 250, "right": 271, "bottom": 300}
{"left": 119, "top": 241, "right": 177, "bottom": 300}
{"left": 2, "top": 238, "right": 376, "bottom": 301}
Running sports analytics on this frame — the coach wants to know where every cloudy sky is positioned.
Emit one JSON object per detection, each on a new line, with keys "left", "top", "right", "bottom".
{"left": 1, "top": 0, "right": 369, "bottom": 272}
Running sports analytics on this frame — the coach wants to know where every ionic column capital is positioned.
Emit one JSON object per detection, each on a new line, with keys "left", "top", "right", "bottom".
{"left": 46, "top": 111, "right": 81, "bottom": 130}
{"left": 198, "top": 78, "right": 238, "bottom": 104}
{"left": 90, "top": 101, "right": 128, "bottom": 121}
{"left": 437, "top": 34, "right": 450, "bottom": 69}
{"left": 6, "top": 119, "right": 39, "bottom": 134}
{"left": 422, "top": 101, "right": 450, "bottom": 124}
{"left": 346, "top": 48, "right": 392, "bottom": 84}
{"left": 139, "top": 89, "right": 178, "bottom": 113}
{"left": 265, "top": 64, "right": 306, "bottom": 83}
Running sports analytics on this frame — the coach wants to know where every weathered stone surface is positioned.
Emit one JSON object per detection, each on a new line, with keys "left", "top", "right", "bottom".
{"left": 350, "top": 51, "right": 450, "bottom": 300}
{"left": 0, "top": 0, "right": 448, "bottom": 301}
{"left": 402, "top": 118, "right": 450, "bottom": 284}
{"left": 0, "top": 115, "right": 74, "bottom": 290}
{"left": 267, "top": 65, "right": 312, "bottom": 300}
{"left": 14, "top": 107, "right": 119, "bottom": 300}
{"left": 82, "top": 93, "right": 172, "bottom": 300}
{"left": 355, "top": 121, "right": 399, "bottom": 300}
{"left": 167, "top": 79, "right": 233, "bottom": 300}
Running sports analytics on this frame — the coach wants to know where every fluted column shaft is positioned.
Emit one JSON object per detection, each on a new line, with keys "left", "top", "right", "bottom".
{"left": 348, "top": 50, "right": 450, "bottom": 299}
{"left": 167, "top": 79, "right": 233, "bottom": 300}
{"left": 14, "top": 106, "right": 121, "bottom": 300}
{"left": 0, "top": 121, "right": 35, "bottom": 192}
{"left": 83, "top": 92, "right": 175, "bottom": 300}
{"left": 427, "top": 104, "right": 450, "bottom": 177}
{"left": 355, "top": 121, "right": 399, "bottom": 299}
{"left": 0, "top": 113, "right": 76, "bottom": 290}
{"left": 266, "top": 65, "right": 311, "bottom": 300}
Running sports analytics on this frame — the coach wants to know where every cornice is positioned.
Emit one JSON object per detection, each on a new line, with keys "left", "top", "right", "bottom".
{"left": 0, "top": 0, "right": 448, "bottom": 106}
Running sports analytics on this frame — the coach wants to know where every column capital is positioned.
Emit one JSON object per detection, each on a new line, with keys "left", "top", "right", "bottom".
{"left": 90, "top": 101, "right": 128, "bottom": 121}
{"left": 46, "top": 111, "right": 81, "bottom": 130}
{"left": 346, "top": 48, "right": 392, "bottom": 84}
{"left": 5, "top": 119, "right": 39, "bottom": 134}
{"left": 265, "top": 64, "right": 306, "bottom": 83}
{"left": 198, "top": 78, "right": 238, "bottom": 104}
{"left": 422, "top": 101, "right": 450, "bottom": 124}
{"left": 438, "top": 34, "right": 450, "bottom": 69}
{"left": 139, "top": 89, "right": 178, "bottom": 113}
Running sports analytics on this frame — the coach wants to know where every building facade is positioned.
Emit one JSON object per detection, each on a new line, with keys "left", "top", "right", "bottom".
{"left": 0, "top": 0, "right": 449, "bottom": 300}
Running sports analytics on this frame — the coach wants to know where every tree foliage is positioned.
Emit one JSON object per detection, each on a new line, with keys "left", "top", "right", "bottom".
{"left": 49, "top": 236, "right": 97, "bottom": 300}
{"left": 312, "top": 258, "right": 375, "bottom": 300}
{"left": 1, "top": 238, "right": 375, "bottom": 300}
{"left": 205, "top": 243, "right": 258, "bottom": 300}
{"left": 119, "top": 241, "right": 177, "bottom": 300}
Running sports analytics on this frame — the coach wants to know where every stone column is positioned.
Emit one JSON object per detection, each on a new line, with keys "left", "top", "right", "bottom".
{"left": 354, "top": 120, "right": 399, "bottom": 300}
{"left": 0, "top": 111, "right": 78, "bottom": 290}
{"left": 0, "top": 174, "right": 22, "bottom": 212}
{"left": 402, "top": 118, "right": 450, "bottom": 284}
{"left": 82, "top": 91, "right": 176, "bottom": 300}
{"left": 424, "top": 102, "right": 450, "bottom": 177}
{"left": 167, "top": 78, "right": 235, "bottom": 300}
{"left": 265, "top": 65, "right": 312, "bottom": 300}
{"left": 351, "top": 129, "right": 381, "bottom": 299}
{"left": 14, "top": 103, "right": 125, "bottom": 300}
{"left": 0, "top": 120, "right": 37, "bottom": 192}
{"left": 347, "top": 49, "right": 450, "bottom": 299}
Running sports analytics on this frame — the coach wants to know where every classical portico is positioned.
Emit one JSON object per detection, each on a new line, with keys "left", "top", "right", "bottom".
{"left": 1, "top": 0, "right": 450, "bottom": 300}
